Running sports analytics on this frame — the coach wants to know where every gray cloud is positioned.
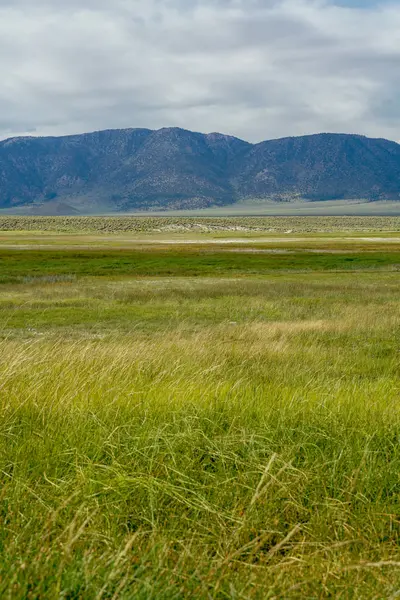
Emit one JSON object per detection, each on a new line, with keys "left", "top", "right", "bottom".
{"left": 0, "top": 0, "right": 399, "bottom": 142}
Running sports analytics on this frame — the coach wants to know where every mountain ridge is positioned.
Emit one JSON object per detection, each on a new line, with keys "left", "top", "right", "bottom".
{"left": 0, "top": 127, "right": 399, "bottom": 213}
{"left": 2, "top": 128, "right": 393, "bottom": 147}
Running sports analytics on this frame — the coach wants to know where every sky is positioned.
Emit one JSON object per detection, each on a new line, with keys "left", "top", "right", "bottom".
{"left": 0, "top": 0, "right": 399, "bottom": 143}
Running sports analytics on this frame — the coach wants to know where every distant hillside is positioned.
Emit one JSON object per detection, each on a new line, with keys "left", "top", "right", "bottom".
{"left": 0, "top": 128, "right": 399, "bottom": 213}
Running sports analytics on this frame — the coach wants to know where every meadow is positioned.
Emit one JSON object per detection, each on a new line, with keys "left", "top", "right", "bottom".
{"left": 1, "top": 217, "right": 400, "bottom": 598}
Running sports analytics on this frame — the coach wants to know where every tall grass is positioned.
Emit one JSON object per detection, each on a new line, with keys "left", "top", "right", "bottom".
{"left": 1, "top": 233, "right": 400, "bottom": 597}
{"left": 1, "top": 319, "right": 400, "bottom": 598}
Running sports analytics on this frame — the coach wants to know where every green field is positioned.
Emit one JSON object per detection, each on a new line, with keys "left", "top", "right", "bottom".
{"left": 1, "top": 217, "right": 400, "bottom": 598}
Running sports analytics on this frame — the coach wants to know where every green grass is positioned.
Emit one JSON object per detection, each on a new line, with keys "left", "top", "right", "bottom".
{"left": 1, "top": 224, "right": 400, "bottom": 598}
{"left": 1, "top": 247, "right": 400, "bottom": 284}
{"left": 0, "top": 272, "right": 399, "bottom": 335}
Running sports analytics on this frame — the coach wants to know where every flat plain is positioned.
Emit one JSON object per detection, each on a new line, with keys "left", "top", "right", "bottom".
{"left": 1, "top": 216, "right": 400, "bottom": 599}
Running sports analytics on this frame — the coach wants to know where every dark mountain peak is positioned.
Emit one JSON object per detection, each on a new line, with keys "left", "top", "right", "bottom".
{"left": 237, "top": 131, "right": 400, "bottom": 201}
{"left": 0, "top": 127, "right": 399, "bottom": 212}
{"left": 260, "top": 131, "right": 399, "bottom": 150}
{"left": 206, "top": 131, "right": 246, "bottom": 142}
{"left": 155, "top": 126, "right": 198, "bottom": 138}
{"left": 2, "top": 135, "right": 38, "bottom": 146}
{"left": 205, "top": 132, "right": 251, "bottom": 151}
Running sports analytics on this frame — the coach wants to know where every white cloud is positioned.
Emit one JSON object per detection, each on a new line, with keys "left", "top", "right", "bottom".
{"left": 0, "top": 0, "right": 399, "bottom": 142}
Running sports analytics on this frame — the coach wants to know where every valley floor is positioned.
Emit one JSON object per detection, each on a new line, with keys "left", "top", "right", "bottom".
{"left": 1, "top": 217, "right": 400, "bottom": 598}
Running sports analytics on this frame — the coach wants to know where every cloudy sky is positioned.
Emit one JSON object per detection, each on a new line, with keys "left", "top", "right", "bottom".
{"left": 0, "top": 0, "right": 399, "bottom": 143}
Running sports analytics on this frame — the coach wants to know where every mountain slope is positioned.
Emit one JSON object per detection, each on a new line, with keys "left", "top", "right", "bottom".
{"left": 233, "top": 133, "right": 400, "bottom": 201}
{"left": 0, "top": 128, "right": 399, "bottom": 212}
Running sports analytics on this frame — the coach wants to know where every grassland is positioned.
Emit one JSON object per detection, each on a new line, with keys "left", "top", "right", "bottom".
{"left": 1, "top": 218, "right": 400, "bottom": 598}
{"left": 2, "top": 214, "right": 400, "bottom": 233}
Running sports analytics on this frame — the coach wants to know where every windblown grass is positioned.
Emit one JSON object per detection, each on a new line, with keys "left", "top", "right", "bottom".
{"left": 1, "top": 231, "right": 400, "bottom": 598}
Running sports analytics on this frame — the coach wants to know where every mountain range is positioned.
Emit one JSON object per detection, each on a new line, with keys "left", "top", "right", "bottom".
{"left": 0, "top": 127, "right": 399, "bottom": 213}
